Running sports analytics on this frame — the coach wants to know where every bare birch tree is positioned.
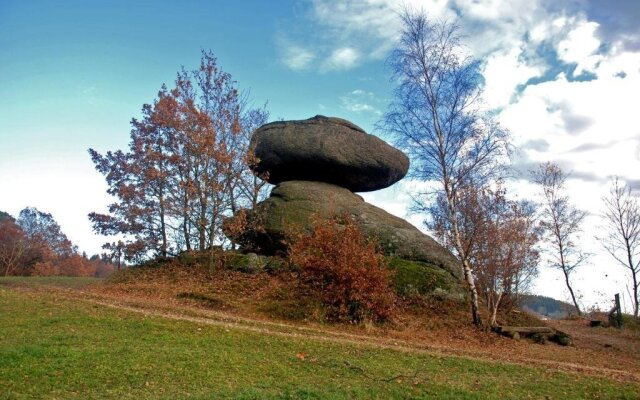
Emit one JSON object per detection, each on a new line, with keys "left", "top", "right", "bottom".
{"left": 383, "top": 9, "right": 509, "bottom": 325}
{"left": 532, "top": 162, "right": 587, "bottom": 316}
{"left": 600, "top": 177, "right": 640, "bottom": 318}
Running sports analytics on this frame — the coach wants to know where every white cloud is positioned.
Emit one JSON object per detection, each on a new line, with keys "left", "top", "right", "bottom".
{"left": 556, "top": 19, "right": 601, "bottom": 73}
{"left": 280, "top": 0, "right": 553, "bottom": 73}
{"left": 452, "top": 0, "right": 552, "bottom": 57}
{"left": 454, "top": 0, "right": 537, "bottom": 21}
{"left": 342, "top": 101, "right": 379, "bottom": 114}
{"left": 321, "top": 47, "right": 359, "bottom": 71}
{"left": 503, "top": 68, "right": 640, "bottom": 164}
{"left": 351, "top": 89, "right": 370, "bottom": 95}
{"left": 339, "top": 88, "right": 382, "bottom": 115}
{"left": 279, "top": 41, "right": 316, "bottom": 71}
{"left": 278, "top": 0, "right": 454, "bottom": 72}
{"left": 593, "top": 45, "right": 640, "bottom": 78}
{"left": 482, "top": 46, "right": 543, "bottom": 108}
{"left": 495, "top": 52, "right": 640, "bottom": 309}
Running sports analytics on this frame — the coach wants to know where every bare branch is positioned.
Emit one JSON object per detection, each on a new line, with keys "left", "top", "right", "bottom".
{"left": 599, "top": 177, "right": 640, "bottom": 317}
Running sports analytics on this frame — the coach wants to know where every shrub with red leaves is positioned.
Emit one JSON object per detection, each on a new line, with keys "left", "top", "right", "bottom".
{"left": 288, "top": 216, "right": 396, "bottom": 323}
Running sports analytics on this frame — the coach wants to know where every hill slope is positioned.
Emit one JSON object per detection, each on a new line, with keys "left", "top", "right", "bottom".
{"left": 1, "top": 280, "right": 639, "bottom": 399}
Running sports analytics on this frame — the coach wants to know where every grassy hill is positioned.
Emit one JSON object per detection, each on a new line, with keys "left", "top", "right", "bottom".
{"left": 2, "top": 278, "right": 640, "bottom": 399}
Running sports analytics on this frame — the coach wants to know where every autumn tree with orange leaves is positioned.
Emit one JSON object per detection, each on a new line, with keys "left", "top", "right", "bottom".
{"left": 89, "top": 51, "right": 269, "bottom": 260}
{"left": 0, "top": 208, "right": 115, "bottom": 277}
{"left": 466, "top": 187, "right": 540, "bottom": 325}
{"left": 0, "top": 213, "right": 27, "bottom": 276}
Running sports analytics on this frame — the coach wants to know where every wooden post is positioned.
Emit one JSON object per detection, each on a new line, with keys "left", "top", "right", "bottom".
{"left": 615, "top": 293, "right": 623, "bottom": 328}
{"left": 609, "top": 293, "right": 624, "bottom": 328}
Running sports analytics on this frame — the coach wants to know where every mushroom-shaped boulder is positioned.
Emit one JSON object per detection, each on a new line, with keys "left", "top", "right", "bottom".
{"left": 249, "top": 115, "right": 409, "bottom": 192}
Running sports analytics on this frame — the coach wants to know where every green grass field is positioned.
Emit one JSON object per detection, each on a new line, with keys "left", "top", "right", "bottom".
{"left": 0, "top": 276, "right": 103, "bottom": 289}
{"left": 1, "top": 279, "right": 638, "bottom": 399}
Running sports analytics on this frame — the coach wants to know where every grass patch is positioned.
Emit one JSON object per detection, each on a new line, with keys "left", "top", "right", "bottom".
{"left": 176, "top": 292, "right": 227, "bottom": 309}
{"left": 0, "top": 276, "right": 102, "bottom": 290}
{"left": 621, "top": 314, "right": 640, "bottom": 331}
{"left": 1, "top": 286, "right": 638, "bottom": 399}
{"left": 257, "top": 288, "right": 327, "bottom": 322}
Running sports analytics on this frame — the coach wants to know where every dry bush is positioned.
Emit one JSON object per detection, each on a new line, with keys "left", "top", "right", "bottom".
{"left": 30, "top": 253, "right": 116, "bottom": 277}
{"left": 31, "top": 261, "right": 57, "bottom": 276}
{"left": 222, "top": 208, "right": 269, "bottom": 254}
{"left": 288, "top": 216, "right": 396, "bottom": 323}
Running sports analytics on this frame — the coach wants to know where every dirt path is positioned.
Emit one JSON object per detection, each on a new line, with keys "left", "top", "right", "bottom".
{"left": 40, "top": 287, "right": 640, "bottom": 383}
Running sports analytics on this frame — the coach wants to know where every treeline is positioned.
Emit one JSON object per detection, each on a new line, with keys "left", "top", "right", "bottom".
{"left": 89, "top": 50, "right": 269, "bottom": 263}
{"left": 519, "top": 295, "right": 576, "bottom": 319}
{"left": 0, "top": 208, "right": 115, "bottom": 277}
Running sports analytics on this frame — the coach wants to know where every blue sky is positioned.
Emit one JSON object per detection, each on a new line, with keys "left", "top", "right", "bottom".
{"left": 0, "top": 1, "right": 387, "bottom": 147}
{"left": 2, "top": 0, "right": 640, "bottom": 310}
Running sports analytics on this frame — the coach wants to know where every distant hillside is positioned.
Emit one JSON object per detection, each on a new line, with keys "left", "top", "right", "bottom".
{"left": 519, "top": 295, "right": 577, "bottom": 319}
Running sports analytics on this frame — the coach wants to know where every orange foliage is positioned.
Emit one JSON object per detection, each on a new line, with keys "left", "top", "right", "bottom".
{"left": 0, "top": 219, "right": 27, "bottom": 276}
{"left": 31, "top": 254, "right": 116, "bottom": 277}
{"left": 89, "top": 50, "right": 270, "bottom": 259}
{"left": 32, "top": 260, "right": 57, "bottom": 276}
{"left": 1, "top": 208, "right": 118, "bottom": 277}
{"left": 288, "top": 216, "right": 396, "bottom": 323}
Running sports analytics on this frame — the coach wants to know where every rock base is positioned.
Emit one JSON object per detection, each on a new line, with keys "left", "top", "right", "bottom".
{"left": 227, "top": 180, "right": 462, "bottom": 281}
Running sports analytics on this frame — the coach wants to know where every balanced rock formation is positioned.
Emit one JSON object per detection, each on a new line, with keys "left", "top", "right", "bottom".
{"left": 226, "top": 115, "right": 462, "bottom": 286}
{"left": 250, "top": 115, "right": 409, "bottom": 192}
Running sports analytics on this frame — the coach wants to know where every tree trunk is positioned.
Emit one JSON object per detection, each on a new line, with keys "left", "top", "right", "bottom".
{"left": 198, "top": 195, "right": 207, "bottom": 251}
{"left": 557, "top": 235, "right": 581, "bottom": 316}
{"left": 462, "top": 258, "right": 483, "bottom": 325}
{"left": 208, "top": 212, "right": 217, "bottom": 250}
{"left": 632, "top": 269, "right": 639, "bottom": 319}
{"left": 446, "top": 188, "right": 482, "bottom": 326}
{"left": 624, "top": 241, "right": 639, "bottom": 318}
{"left": 252, "top": 175, "right": 263, "bottom": 209}
{"left": 159, "top": 192, "right": 167, "bottom": 257}
{"left": 490, "top": 291, "right": 503, "bottom": 326}
{"left": 182, "top": 189, "right": 191, "bottom": 251}
{"left": 183, "top": 216, "right": 191, "bottom": 251}
{"left": 563, "top": 268, "right": 581, "bottom": 316}
{"left": 199, "top": 216, "right": 206, "bottom": 251}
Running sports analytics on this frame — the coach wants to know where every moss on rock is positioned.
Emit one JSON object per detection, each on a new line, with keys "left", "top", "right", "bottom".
{"left": 387, "top": 258, "right": 464, "bottom": 299}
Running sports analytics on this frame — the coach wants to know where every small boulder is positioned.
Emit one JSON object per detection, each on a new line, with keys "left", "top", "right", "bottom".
{"left": 250, "top": 115, "right": 409, "bottom": 192}
{"left": 228, "top": 252, "right": 265, "bottom": 273}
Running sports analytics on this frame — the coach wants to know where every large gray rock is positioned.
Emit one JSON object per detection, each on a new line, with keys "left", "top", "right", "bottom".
{"left": 228, "top": 180, "right": 462, "bottom": 280}
{"left": 250, "top": 115, "right": 409, "bottom": 192}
